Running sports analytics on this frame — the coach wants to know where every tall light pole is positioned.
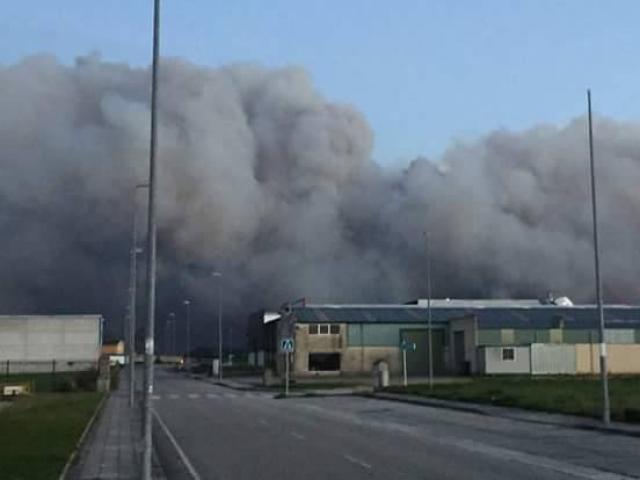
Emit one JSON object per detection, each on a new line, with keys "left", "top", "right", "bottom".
{"left": 425, "top": 232, "right": 434, "bottom": 390}
{"left": 142, "top": 0, "right": 161, "bottom": 477}
{"left": 212, "top": 271, "right": 223, "bottom": 380}
{"left": 587, "top": 89, "right": 610, "bottom": 426}
{"left": 183, "top": 300, "right": 191, "bottom": 365}
{"left": 128, "top": 183, "right": 148, "bottom": 408}
{"left": 168, "top": 312, "right": 176, "bottom": 355}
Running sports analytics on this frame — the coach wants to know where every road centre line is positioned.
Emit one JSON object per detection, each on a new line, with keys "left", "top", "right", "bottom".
{"left": 290, "top": 431, "right": 305, "bottom": 440}
{"left": 153, "top": 409, "right": 201, "bottom": 480}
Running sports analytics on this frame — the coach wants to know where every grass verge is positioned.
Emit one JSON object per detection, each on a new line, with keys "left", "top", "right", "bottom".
{"left": 0, "top": 392, "right": 103, "bottom": 479}
{"left": 383, "top": 376, "right": 640, "bottom": 422}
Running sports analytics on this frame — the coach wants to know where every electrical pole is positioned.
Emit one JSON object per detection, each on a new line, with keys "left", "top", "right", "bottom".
{"left": 425, "top": 232, "right": 434, "bottom": 390}
{"left": 587, "top": 89, "right": 610, "bottom": 426}
{"left": 128, "top": 183, "right": 148, "bottom": 408}
{"left": 212, "top": 272, "right": 223, "bottom": 380}
{"left": 142, "top": 0, "right": 160, "bottom": 477}
{"left": 184, "top": 300, "right": 191, "bottom": 365}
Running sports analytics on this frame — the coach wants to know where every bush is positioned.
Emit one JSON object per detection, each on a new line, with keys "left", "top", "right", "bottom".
{"left": 110, "top": 365, "right": 120, "bottom": 391}
{"left": 76, "top": 370, "right": 98, "bottom": 392}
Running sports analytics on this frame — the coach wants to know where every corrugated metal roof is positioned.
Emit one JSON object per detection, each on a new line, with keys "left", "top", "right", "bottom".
{"left": 292, "top": 305, "right": 640, "bottom": 329}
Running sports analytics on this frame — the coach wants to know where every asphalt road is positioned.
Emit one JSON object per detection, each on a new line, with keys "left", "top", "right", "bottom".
{"left": 152, "top": 368, "right": 640, "bottom": 480}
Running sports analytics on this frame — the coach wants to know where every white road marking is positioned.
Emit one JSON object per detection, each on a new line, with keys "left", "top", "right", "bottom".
{"left": 224, "top": 393, "right": 237, "bottom": 399}
{"left": 258, "top": 419, "right": 269, "bottom": 426}
{"left": 168, "top": 394, "right": 180, "bottom": 400}
{"left": 290, "top": 432, "right": 305, "bottom": 440}
{"left": 153, "top": 410, "right": 201, "bottom": 480}
{"left": 187, "top": 393, "right": 200, "bottom": 399}
{"left": 151, "top": 395, "right": 161, "bottom": 400}
{"left": 206, "top": 393, "right": 219, "bottom": 399}
{"left": 453, "top": 439, "right": 636, "bottom": 480}
{"left": 300, "top": 404, "right": 634, "bottom": 479}
{"left": 343, "top": 454, "right": 372, "bottom": 470}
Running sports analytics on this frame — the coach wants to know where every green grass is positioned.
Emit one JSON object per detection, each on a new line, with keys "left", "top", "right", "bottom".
{"left": 384, "top": 376, "right": 640, "bottom": 422}
{"left": 0, "top": 392, "right": 104, "bottom": 479}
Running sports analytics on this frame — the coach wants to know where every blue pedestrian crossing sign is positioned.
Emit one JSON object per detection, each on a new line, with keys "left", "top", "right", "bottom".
{"left": 281, "top": 338, "right": 295, "bottom": 353}
{"left": 401, "top": 339, "right": 417, "bottom": 352}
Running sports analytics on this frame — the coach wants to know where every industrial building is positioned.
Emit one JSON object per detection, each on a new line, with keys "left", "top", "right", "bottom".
{"left": 0, "top": 315, "right": 103, "bottom": 373}
{"left": 247, "top": 298, "right": 640, "bottom": 378}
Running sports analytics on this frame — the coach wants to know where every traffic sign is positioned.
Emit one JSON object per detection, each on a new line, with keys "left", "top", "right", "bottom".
{"left": 281, "top": 338, "right": 295, "bottom": 353}
{"left": 400, "top": 339, "right": 416, "bottom": 352}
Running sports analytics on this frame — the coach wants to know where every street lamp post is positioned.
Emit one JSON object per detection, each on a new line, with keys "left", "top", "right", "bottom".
{"left": 167, "top": 312, "right": 176, "bottom": 355}
{"left": 425, "top": 232, "right": 434, "bottom": 390}
{"left": 587, "top": 89, "right": 610, "bottom": 426}
{"left": 183, "top": 300, "right": 191, "bottom": 365}
{"left": 127, "top": 183, "right": 148, "bottom": 408}
{"left": 212, "top": 272, "right": 223, "bottom": 380}
{"left": 142, "top": 1, "right": 161, "bottom": 477}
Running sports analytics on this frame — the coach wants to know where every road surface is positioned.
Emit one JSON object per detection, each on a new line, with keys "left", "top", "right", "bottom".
{"left": 152, "top": 368, "right": 640, "bottom": 479}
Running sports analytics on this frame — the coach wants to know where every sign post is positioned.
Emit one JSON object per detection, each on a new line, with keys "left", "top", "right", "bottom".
{"left": 400, "top": 339, "right": 416, "bottom": 388}
{"left": 281, "top": 338, "right": 294, "bottom": 396}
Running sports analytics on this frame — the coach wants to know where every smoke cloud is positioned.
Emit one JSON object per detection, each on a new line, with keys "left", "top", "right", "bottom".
{"left": 1, "top": 54, "right": 639, "bottom": 341}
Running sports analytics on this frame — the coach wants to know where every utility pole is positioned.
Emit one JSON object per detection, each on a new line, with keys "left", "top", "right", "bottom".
{"left": 142, "top": 0, "right": 160, "bottom": 477}
{"left": 587, "top": 89, "right": 610, "bottom": 426}
{"left": 183, "top": 300, "right": 191, "bottom": 365}
{"left": 425, "top": 232, "right": 434, "bottom": 390}
{"left": 128, "top": 183, "right": 148, "bottom": 408}
{"left": 168, "top": 312, "right": 176, "bottom": 355}
{"left": 212, "top": 272, "right": 223, "bottom": 379}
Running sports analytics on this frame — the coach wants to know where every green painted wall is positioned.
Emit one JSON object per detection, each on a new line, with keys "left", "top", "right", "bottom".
{"left": 477, "top": 329, "right": 501, "bottom": 345}
{"left": 346, "top": 323, "right": 445, "bottom": 347}
{"left": 400, "top": 329, "right": 446, "bottom": 375}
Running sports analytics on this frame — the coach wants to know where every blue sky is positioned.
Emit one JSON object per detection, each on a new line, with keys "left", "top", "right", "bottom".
{"left": 2, "top": 1, "right": 639, "bottom": 164}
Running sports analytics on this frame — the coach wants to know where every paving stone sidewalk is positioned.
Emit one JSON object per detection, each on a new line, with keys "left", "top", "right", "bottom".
{"left": 67, "top": 378, "right": 164, "bottom": 479}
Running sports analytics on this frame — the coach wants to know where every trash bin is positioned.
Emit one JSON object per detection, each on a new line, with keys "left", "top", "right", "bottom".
{"left": 263, "top": 367, "right": 274, "bottom": 387}
{"left": 372, "top": 361, "right": 389, "bottom": 389}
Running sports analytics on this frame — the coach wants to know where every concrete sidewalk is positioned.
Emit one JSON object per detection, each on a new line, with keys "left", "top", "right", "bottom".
{"left": 66, "top": 378, "right": 164, "bottom": 479}
{"left": 371, "top": 391, "right": 640, "bottom": 438}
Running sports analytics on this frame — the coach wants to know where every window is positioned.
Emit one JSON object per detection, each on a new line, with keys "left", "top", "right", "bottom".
{"left": 308, "top": 324, "right": 340, "bottom": 335}
{"left": 502, "top": 347, "right": 515, "bottom": 361}
{"left": 308, "top": 353, "right": 341, "bottom": 371}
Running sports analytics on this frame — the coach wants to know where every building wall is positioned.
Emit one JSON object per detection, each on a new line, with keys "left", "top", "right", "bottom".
{"left": 576, "top": 344, "right": 640, "bottom": 374}
{"left": 449, "top": 317, "right": 477, "bottom": 373}
{"left": 480, "top": 346, "right": 531, "bottom": 374}
{"left": 530, "top": 344, "right": 576, "bottom": 374}
{"left": 342, "top": 346, "right": 402, "bottom": 376}
{"left": 292, "top": 323, "right": 344, "bottom": 375}
{"left": 291, "top": 323, "right": 410, "bottom": 377}
{"left": 0, "top": 315, "right": 102, "bottom": 362}
{"left": 102, "top": 341, "right": 125, "bottom": 355}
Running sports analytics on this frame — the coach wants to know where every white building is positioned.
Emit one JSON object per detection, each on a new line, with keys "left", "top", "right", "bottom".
{"left": 0, "top": 315, "right": 103, "bottom": 373}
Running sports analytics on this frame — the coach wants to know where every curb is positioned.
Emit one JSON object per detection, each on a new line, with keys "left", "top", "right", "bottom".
{"left": 57, "top": 392, "right": 110, "bottom": 480}
{"left": 367, "top": 392, "right": 640, "bottom": 439}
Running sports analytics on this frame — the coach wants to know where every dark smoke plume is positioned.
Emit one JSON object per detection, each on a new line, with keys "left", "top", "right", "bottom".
{"left": 1, "top": 54, "right": 638, "bottom": 342}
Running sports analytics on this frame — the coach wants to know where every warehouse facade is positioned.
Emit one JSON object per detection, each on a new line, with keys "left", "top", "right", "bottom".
{"left": 248, "top": 299, "right": 640, "bottom": 378}
{"left": 0, "top": 315, "right": 104, "bottom": 373}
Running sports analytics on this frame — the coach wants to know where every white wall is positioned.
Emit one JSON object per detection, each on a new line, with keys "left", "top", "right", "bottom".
{"left": 530, "top": 344, "right": 576, "bottom": 374}
{"left": 481, "top": 346, "right": 531, "bottom": 374}
{"left": 0, "top": 315, "right": 102, "bottom": 362}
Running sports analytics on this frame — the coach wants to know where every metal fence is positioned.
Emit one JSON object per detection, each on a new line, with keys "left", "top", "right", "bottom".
{"left": 2, "top": 359, "right": 97, "bottom": 376}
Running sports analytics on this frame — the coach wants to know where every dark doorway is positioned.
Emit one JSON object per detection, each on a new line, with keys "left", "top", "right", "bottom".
{"left": 308, "top": 353, "right": 341, "bottom": 371}
{"left": 453, "top": 330, "right": 468, "bottom": 374}
{"left": 400, "top": 329, "right": 445, "bottom": 376}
